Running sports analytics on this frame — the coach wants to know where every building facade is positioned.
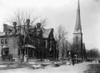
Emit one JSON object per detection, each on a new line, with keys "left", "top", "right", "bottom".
{"left": 0, "top": 19, "right": 57, "bottom": 61}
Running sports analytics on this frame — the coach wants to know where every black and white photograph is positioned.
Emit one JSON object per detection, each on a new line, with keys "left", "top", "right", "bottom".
{"left": 0, "top": 0, "right": 100, "bottom": 73}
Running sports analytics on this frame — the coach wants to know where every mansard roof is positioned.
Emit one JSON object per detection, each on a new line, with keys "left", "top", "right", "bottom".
{"left": 2, "top": 24, "right": 35, "bottom": 35}
{"left": 0, "top": 23, "right": 54, "bottom": 39}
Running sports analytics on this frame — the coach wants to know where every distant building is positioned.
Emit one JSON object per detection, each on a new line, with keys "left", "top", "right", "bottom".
{"left": 0, "top": 19, "right": 57, "bottom": 61}
{"left": 73, "top": 0, "right": 86, "bottom": 60}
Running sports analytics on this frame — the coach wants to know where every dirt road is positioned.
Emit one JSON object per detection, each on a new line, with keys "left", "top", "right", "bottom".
{"left": 0, "top": 62, "right": 94, "bottom": 73}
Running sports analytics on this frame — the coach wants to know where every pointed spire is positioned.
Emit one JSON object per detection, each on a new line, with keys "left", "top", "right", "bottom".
{"left": 74, "top": 0, "right": 82, "bottom": 33}
{"left": 78, "top": 0, "right": 80, "bottom": 11}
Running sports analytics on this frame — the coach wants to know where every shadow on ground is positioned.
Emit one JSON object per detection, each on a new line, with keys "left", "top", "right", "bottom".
{"left": 84, "top": 63, "right": 100, "bottom": 73}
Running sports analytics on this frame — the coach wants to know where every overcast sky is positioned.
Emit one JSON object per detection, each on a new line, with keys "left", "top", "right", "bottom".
{"left": 0, "top": 0, "right": 100, "bottom": 51}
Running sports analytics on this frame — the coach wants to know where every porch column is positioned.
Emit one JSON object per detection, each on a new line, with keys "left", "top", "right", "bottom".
{"left": 36, "top": 51, "right": 38, "bottom": 59}
{"left": 42, "top": 51, "right": 44, "bottom": 59}
{"left": 33, "top": 50, "right": 34, "bottom": 58}
{"left": 38, "top": 50, "right": 40, "bottom": 59}
{"left": 45, "top": 51, "right": 47, "bottom": 59}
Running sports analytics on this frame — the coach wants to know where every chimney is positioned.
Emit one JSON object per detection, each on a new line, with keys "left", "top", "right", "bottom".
{"left": 3, "top": 24, "right": 7, "bottom": 35}
{"left": 13, "top": 22, "right": 17, "bottom": 34}
{"left": 36, "top": 23, "right": 41, "bottom": 29}
{"left": 3, "top": 24, "right": 7, "bottom": 32}
{"left": 26, "top": 19, "right": 30, "bottom": 32}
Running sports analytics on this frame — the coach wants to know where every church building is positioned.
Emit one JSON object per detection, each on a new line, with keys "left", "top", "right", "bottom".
{"left": 73, "top": 0, "right": 86, "bottom": 60}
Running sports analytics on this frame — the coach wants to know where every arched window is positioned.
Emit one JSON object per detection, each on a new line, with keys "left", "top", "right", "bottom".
{"left": 5, "top": 38, "right": 8, "bottom": 44}
{"left": 1, "top": 39, "right": 4, "bottom": 45}
{"left": 76, "top": 36, "right": 78, "bottom": 44}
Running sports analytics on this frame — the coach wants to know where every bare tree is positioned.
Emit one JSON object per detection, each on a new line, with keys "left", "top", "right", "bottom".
{"left": 86, "top": 48, "right": 100, "bottom": 59}
{"left": 40, "top": 18, "right": 48, "bottom": 27}
{"left": 55, "top": 25, "right": 68, "bottom": 60}
{"left": 5, "top": 10, "right": 38, "bottom": 26}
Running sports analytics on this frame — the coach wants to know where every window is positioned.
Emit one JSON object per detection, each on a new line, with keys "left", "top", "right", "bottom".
{"left": 5, "top": 38, "right": 8, "bottom": 44}
{"left": 76, "top": 36, "right": 78, "bottom": 44}
{"left": 1, "top": 39, "right": 4, "bottom": 44}
{"left": 37, "top": 29, "right": 40, "bottom": 36}
{"left": 37, "top": 39, "right": 41, "bottom": 45}
{"left": 1, "top": 38, "right": 9, "bottom": 45}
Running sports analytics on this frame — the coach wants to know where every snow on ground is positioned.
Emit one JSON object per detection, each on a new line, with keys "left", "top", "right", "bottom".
{"left": 0, "top": 62, "right": 93, "bottom": 73}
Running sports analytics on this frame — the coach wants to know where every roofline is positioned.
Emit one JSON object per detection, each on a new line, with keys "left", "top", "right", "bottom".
{"left": 0, "top": 34, "right": 19, "bottom": 38}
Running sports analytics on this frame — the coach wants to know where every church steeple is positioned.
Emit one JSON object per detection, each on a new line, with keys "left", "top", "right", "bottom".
{"left": 74, "top": 0, "right": 82, "bottom": 33}
{"left": 73, "top": 0, "right": 83, "bottom": 44}
{"left": 73, "top": 0, "right": 85, "bottom": 60}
